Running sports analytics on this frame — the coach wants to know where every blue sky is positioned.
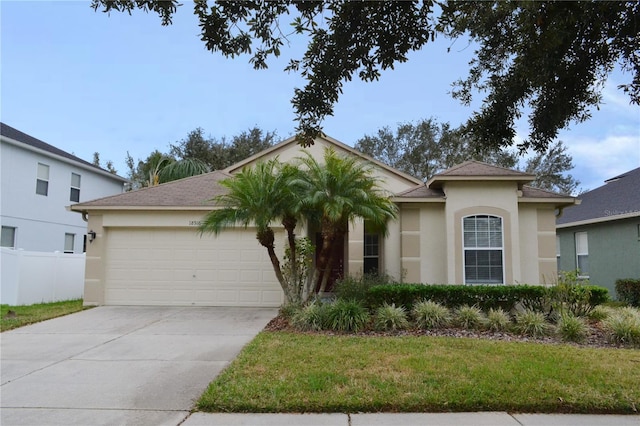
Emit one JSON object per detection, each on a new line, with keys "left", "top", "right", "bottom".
{"left": 2, "top": 1, "right": 639, "bottom": 192}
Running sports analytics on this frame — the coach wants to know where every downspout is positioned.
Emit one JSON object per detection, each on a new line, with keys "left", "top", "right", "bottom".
{"left": 81, "top": 210, "right": 89, "bottom": 222}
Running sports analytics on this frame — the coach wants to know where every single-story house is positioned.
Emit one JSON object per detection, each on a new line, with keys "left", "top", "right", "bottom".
{"left": 556, "top": 166, "right": 640, "bottom": 297}
{"left": 71, "top": 135, "right": 576, "bottom": 307}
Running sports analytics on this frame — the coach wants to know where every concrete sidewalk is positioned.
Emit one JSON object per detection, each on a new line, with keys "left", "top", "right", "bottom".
{"left": 182, "top": 412, "right": 640, "bottom": 426}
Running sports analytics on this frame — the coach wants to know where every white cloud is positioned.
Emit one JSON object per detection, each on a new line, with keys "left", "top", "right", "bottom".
{"left": 565, "top": 133, "right": 640, "bottom": 191}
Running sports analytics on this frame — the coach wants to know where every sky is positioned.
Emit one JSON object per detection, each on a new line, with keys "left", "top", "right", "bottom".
{"left": 2, "top": 1, "right": 639, "bottom": 192}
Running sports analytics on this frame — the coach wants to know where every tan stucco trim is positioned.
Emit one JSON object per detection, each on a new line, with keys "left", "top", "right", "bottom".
{"left": 454, "top": 207, "right": 513, "bottom": 285}
{"left": 83, "top": 213, "right": 106, "bottom": 306}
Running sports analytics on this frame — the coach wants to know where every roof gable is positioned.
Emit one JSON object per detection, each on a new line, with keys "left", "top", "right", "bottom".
{"left": 557, "top": 166, "right": 640, "bottom": 225}
{"left": 427, "top": 160, "right": 536, "bottom": 188}
{"left": 225, "top": 134, "right": 422, "bottom": 187}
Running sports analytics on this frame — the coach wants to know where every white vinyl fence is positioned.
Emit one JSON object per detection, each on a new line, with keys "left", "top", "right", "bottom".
{"left": 1, "top": 248, "right": 85, "bottom": 306}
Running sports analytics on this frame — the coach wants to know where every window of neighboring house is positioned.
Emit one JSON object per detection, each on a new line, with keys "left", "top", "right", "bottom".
{"left": 64, "top": 233, "right": 75, "bottom": 254}
{"left": 363, "top": 221, "right": 380, "bottom": 275}
{"left": 36, "top": 163, "right": 49, "bottom": 196}
{"left": 556, "top": 235, "right": 561, "bottom": 272}
{"left": 70, "top": 173, "right": 81, "bottom": 202}
{"left": 1, "top": 226, "right": 16, "bottom": 248}
{"left": 575, "top": 231, "right": 589, "bottom": 277}
{"left": 463, "top": 215, "right": 504, "bottom": 285}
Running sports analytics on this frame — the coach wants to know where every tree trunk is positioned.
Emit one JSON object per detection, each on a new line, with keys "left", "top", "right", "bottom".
{"left": 282, "top": 215, "right": 298, "bottom": 298}
{"left": 256, "top": 227, "right": 292, "bottom": 304}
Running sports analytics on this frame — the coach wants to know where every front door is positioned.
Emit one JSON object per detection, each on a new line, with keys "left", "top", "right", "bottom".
{"left": 315, "top": 233, "right": 344, "bottom": 293}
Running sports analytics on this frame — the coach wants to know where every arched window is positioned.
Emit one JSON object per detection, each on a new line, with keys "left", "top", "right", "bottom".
{"left": 463, "top": 215, "right": 504, "bottom": 284}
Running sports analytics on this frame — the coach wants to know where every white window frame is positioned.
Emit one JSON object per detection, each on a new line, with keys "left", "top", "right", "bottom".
{"left": 556, "top": 235, "right": 561, "bottom": 272}
{"left": 575, "top": 231, "right": 589, "bottom": 278}
{"left": 462, "top": 215, "right": 505, "bottom": 285}
{"left": 64, "top": 233, "right": 75, "bottom": 254}
{"left": 70, "top": 172, "right": 81, "bottom": 202}
{"left": 36, "top": 163, "right": 49, "bottom": 196}
{"left": 1, "top": 226, "right": 16, "bottom": 248}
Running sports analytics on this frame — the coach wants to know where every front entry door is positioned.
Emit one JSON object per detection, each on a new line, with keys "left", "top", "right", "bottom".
{"left": 315, "top": 233, "right": 344, "bottom": 293}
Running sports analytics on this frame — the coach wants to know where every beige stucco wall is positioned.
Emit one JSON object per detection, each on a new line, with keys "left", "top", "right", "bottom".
{"left": 396, "top": 182, "right": 557, "bottom": 286}
{"left": 444, "top": 181, "right": 520, "bottom": 284}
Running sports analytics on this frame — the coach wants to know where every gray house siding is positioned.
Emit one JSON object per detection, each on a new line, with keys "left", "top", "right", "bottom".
{"left": 557, "top": 217, "right": 640, "bottom": 298}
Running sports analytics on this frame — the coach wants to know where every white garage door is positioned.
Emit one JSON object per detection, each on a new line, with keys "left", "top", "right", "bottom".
{"left": 103, "top": 228, "right": 283, "bottom": 307}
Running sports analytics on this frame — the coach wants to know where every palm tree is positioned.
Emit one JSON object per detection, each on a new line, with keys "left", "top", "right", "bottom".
{"left": 198, "top": 159, "right": 305, "bottom": 304}
{"left": 295, "top": 148, "right": 398, "bottom": 294}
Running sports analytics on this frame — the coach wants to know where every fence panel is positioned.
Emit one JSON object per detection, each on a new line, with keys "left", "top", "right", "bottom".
{"left": 1, "top": 248, "right": 85, "bottom": 305}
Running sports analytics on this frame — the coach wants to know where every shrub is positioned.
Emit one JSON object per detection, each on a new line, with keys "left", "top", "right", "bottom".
{"left": 374, "top": 303, "right": 410, "bottom": 331}
{"left": 515, "top": 310, "right": 549, "bottom": 337}
{"left": 454, "top": 305, "right": 486, "bottom": 329}
{"left": 291, "top": 302, "right": 328, "bottom": 331}
{"left": 604, "top": 308, "right": 640, "bottom": 346}
{"left": 335, "top": 273, "right": 398, "bottom": 304}
{"left": 325, "top": 299, "right": 370, "bottom": 332}
{"left": 367, "top": 284, "right": 549, "bottom": 312}
{"left": 548, "top": 271, "right": 609, "bottom": 318}
{"left": 615, "top": 279, "right": 640, "bottom": 307}
{"left": 486, "top": 308, "right": 511, "bottom": 332}
{"left": 557, "top": 314, "right": 588, "bottom": 343}
{"left": 279, "top": 302, "right": 303, "bottom": 320}
{"left": 412, "top": 300, "right": 451, "bottom": 329}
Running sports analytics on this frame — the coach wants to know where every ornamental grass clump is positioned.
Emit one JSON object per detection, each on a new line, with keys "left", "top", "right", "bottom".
{"left": 515, "top": 309, "right": 549, "bottom": 338}
{"left": 486, "top": 308, "right": 511, "bottom": 332}
{"left": 454, "top": 305, "right": 486, "bottom": 330}
{"left": 604, "top": 307, "right": 640, "bottom": 346}
{"left": 374, "top": 303, "right": 410, "bottom": 331}
{"left": 325, "top": 299, "right": 370, "bottom": 332}
{"left": 412, "top": 300, "right": 451, "bottom": 329}
{"left": 557, "top": 313, "right": 588, "bottom": 343}
{"left": 291, "top": 302, "right": 327, "bottom": 331}
{"left": 588, "top": 305, "right": 614, "bottom": 322}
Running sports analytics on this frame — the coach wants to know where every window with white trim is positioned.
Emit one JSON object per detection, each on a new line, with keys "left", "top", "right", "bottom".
{"left": 463, "top": 215, "right": 504, "bottom": 284}
{"left": 1, "top": 226, "right": 16, "bottom": 248}
{"left": 556, "top": 235, "right": 561, "bottom": 272}
{"left": 64, "top": 233, "right": 75, "bottom": 254}
{"left": 575, "top": 231, "right": 589, "bottom": 277}
{"left": 36, "top": 163, "right": 49, "bottom": 196}
{"left": 70, "top": 173, "right": 81, "bottom": 202}
{"left": 363, "top": 220, "right": 380, "bottom": 275}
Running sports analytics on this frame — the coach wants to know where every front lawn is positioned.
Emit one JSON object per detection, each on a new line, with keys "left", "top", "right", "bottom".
{"left": 198, "top": 332, "right": 640, "bottom": 414}
{"left": 1, "top": 299, "right": 87, "bottom": 331}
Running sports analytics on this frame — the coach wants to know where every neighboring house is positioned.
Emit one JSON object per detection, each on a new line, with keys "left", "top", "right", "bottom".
{"left": 556, "top": 167, "right": 640, "bottom": 297}
{"left": 70, "top": 135, "right": 576, "bottom": 307}
{"left": 0, "top": 122, "right": 128, "bottom": 253}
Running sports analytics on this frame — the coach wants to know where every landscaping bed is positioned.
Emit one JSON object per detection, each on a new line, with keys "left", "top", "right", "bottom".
{"left": 264, "top": 313, "right": 619, "bottom": 349}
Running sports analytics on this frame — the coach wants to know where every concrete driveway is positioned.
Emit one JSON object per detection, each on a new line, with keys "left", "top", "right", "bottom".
{"left": 1, "top": 306, "right": 277, "bottom": 426}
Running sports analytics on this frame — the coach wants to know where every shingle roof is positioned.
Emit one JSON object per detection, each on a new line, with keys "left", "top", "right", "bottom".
{"left": 521, "top": 186, "right": 572, "bottom": 199}
{"left": 427, "top": 160, "right": 536, "bottom": 189}
{"left": 436, "top": 160, "right": 535, "bottom": 178}
{"left": 1, "top": 122, "right": 127, "bottom": 181}
{"left": 394, "top": 185, "right": 445, "bottom": 198}
{"left": 72, "top": 170, "right": 232, "bottom": 208}
{"left": 557, "top": 167, "right": 640, "bottom": 225}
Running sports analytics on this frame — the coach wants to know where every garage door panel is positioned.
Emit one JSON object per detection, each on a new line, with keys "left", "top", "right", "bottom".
{"left": 104, "top": 228, "right": 283, "bottom": 307}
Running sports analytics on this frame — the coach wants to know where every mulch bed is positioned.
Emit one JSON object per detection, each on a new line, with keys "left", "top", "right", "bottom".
{"left": 264, "top": 314, "right": 633, "bottom": 350}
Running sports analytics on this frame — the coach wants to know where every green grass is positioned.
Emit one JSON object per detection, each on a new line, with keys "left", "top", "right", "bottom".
{"left": 198, "top": 332, "right": 640, "bottom": 414}
{"left": 1, "top": 299, "right": 87, "bottom": 331}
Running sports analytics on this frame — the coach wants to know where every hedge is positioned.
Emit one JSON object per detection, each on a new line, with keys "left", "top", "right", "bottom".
{"left": 615, "top": 279, "right": 640, "bottom": 307}
{"left": 366, "top": 283, "right": 609, "bottom": 312}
